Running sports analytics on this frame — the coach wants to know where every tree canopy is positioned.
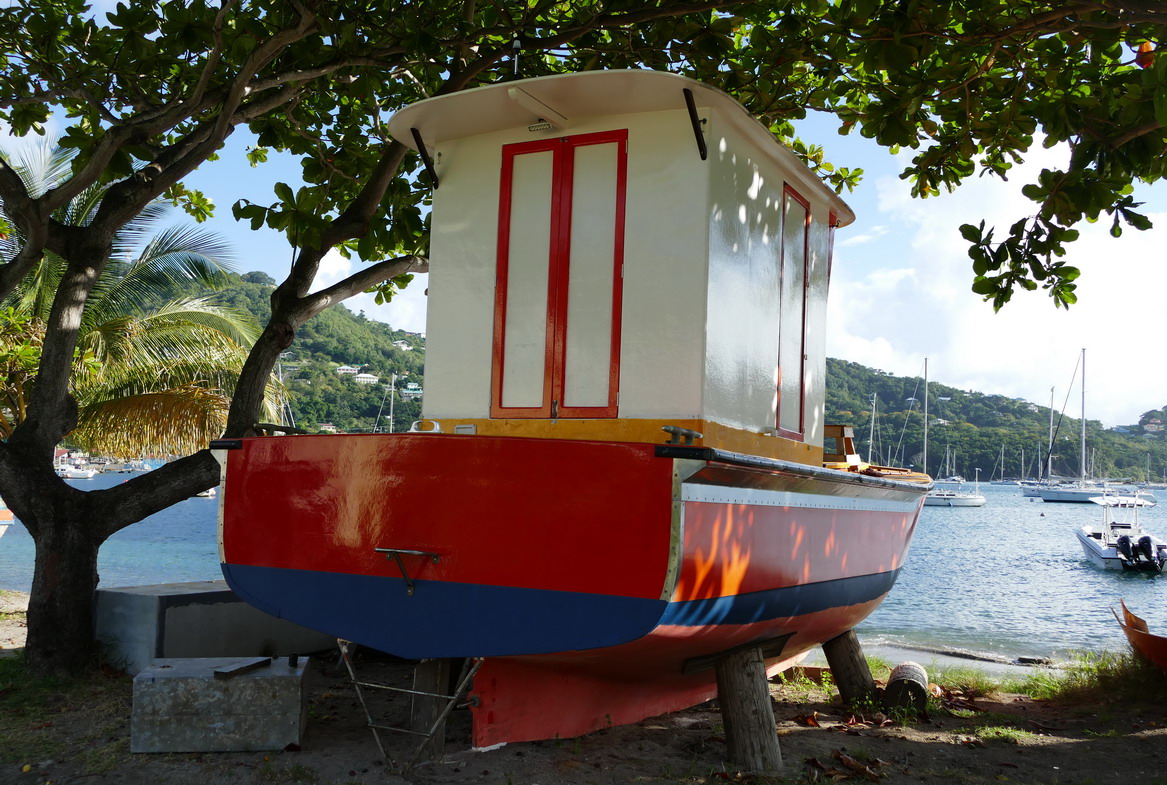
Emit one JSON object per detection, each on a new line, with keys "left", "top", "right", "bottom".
{"left": 3, "top": 1, "right": 1164, "bottom": 314}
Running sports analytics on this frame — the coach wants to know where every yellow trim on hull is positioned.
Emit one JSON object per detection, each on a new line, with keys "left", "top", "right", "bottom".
{"left": 418, "top": 417, "right": 823, "bottom": 465}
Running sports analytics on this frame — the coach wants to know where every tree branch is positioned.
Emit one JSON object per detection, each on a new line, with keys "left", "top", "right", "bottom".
{"left": 297, "top": 255, "right": 429, "bottom": 321}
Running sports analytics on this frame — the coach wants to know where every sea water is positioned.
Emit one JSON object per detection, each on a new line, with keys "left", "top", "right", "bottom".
{"left": 0, "top": 471, "right": 222, "bottom": 592}
{"left": 857, "top": 482, "right": 1167, "bottom": 662}
{"left": 1, "top": 476, "right": 1163, "bottom": 661}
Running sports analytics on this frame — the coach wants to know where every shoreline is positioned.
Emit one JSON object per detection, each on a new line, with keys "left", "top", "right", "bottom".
{"left": 0, "top": 589, "right": 29, "bottom": 654}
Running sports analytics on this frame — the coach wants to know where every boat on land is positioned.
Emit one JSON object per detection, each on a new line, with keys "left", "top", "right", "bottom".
{"left": 213, "top": 69, "right": 930, "bottom": 748}
{"left": 1113, "top": 600, "right": 1167, "bottom": 671}
{"left": 1076, "top": 495, "right": 1166, "bottom": 573}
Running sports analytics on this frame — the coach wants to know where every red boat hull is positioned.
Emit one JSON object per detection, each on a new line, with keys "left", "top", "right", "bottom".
{"left": 216, "top": 433, "right": 924, "bottom": 745}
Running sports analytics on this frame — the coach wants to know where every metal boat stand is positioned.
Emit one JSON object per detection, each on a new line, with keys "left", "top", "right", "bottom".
{"left": 336, "top": 640, "right": 482, "bottom": 771}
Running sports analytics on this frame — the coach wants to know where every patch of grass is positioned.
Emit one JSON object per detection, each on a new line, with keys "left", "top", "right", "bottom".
{"left": 864, "top": 654, "right": 893, "bottom": 679}
{"left": 975, "top": 724, "right": 1035, "bottom": 744}
{"left": 1083, "top": 727, "right": 1123, "bottom": 738}
{"left": 931, "top": 664, "right": 1000, "bottom": 698}
{"left": 257, "top": 759, "right": 319, "bottom": 783}
{"left": 772, "top": 669, "right": 827, "bottom": 702}
{"left": 77, "top": 735, "right": 130, "bottom": 774}
{"left": 1010, "top": 650, "right": 1167, "bottom": 704}
{"left": 0, "top": 654, "right": 132, "bottom": 769}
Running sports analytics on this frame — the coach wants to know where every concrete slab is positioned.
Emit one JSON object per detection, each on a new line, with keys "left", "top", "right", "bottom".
{"left": 95, "top": 581, "right": 336, "bottom": 674}
{"left": 132, "top": 656, "right": 309, "bottom": 753}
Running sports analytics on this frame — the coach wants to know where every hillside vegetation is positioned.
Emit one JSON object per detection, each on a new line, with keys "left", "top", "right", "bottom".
{"left": 214, "top": 272, "right": 426, "bottom": 434}
{"left": 827, "top": 359, "right": 1167, "bottom": 483}
{"left": 204, "top": 273, "right": 1167, "bottom": 482}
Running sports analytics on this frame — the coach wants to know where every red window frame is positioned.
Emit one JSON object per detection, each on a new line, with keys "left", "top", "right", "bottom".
{"left": 490, "top": 130, "right": 627, "bottom": 419}
{"left": 776, "top": 184, "right": 810, "bottom": 441}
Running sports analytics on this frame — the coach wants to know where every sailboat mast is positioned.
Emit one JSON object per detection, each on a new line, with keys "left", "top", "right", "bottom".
{"left": 1080, "top": 348, "right": 1087, "bottom": 485}
{"left": 1046, "top": 386, "right": 1055, "bottom": 480}
{"left": 923, "top": 358, "right": 929, "bottom": 477}
{"left": 867, "top": 393, "right": 878, "bottom": 464}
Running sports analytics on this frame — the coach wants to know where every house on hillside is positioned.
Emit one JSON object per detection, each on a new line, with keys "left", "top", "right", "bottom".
{"left": 336, "top": 365, "right": 360, "bottom": 375}
{"left": 401, "top": 382, "right": 423, "bottom": 399}
{"left": 354, "top": 373, "right": 380, "bottom": 385}
{"left": 392, "top": 340, "right": 412, "bottom": 351}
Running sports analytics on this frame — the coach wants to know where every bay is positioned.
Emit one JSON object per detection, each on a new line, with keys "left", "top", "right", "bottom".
{"left": 0, "top": 471, "right": 223, "bottom": 592}
{"left": 2, "top": 476, "right": 1164, "bottom": 661}
{"left": 857, "top": 482, "right": 1167, "bottom": 662}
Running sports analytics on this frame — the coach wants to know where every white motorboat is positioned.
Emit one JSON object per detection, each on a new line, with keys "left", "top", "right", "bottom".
{"left": 924, "top": 487, "right": 986, "bottom": 507}
{"left": 58, "top": 466, "right": 99, "bottom": 479}
{"left": 1076, "top": 496, "right": 1166, "bottom": 573}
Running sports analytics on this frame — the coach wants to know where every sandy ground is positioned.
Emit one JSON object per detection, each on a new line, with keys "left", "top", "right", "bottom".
{"left": 3, "top": 591, "right": 1167, "bottom": 785}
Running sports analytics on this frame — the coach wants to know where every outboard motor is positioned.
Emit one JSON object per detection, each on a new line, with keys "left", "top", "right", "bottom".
{"left": 1137, "top": 535, "right": 1156, "bottom": 564}
{"left": 1117, "top": 535, "right": 1135, "bottom": 562}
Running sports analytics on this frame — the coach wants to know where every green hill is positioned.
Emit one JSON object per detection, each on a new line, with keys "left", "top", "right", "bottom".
{"left": 825, "top": 358, "right": 1167, "bottom": 483}
{"left": 213, "top": 272, "right": 1167, "bottom": 481}
{"left": 215, "top": 272, "right": 426, "bottom": 434}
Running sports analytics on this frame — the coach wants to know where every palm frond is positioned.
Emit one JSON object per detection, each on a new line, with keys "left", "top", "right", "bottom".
{"left": 9, "top": 139, "right": 72, "bottom": 198}
{"left": 71, "top": 385, "right": 232, "bottom": 457}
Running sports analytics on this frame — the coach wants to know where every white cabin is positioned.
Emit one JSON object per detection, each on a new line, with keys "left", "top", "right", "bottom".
{"left": 388, "top": 70, "right": 854, "bottom": 463}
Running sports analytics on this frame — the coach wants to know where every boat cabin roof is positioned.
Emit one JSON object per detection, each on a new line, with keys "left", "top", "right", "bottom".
{"left": 1091, "top": 496, "right": 1154, "bottom": 508}
{"left": 388, "top": 69, "right": 855, "bottom": 226}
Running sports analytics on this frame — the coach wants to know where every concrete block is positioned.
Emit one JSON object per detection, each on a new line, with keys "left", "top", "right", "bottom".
{"left": 132, "top": 656, "right": 309, "bottom": 753}
{"left": 96, "top": 581, "right": 336, "bottom": 675}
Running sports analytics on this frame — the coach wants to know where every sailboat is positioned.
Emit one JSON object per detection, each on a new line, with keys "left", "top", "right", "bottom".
{"left": 1033, "top": 349, "right": 1149, "bottom": 503}
{"left": 922, "top": 359, "right": 986, "bottom": 507}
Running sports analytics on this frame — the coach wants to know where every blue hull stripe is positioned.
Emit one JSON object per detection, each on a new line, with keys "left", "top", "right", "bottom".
{"left": 660, "top": 570, "right": 901, "bottom": 627}
{"left": 221, "top": 563, "right": 666, "bottom": 659}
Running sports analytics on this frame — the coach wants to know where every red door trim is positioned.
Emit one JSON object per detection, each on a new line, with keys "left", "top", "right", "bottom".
{"left": 776, "top": 184, "right": 811, "bottom": 441}
{"left": 491, "top": 131, "right": 627, "bottom": 419}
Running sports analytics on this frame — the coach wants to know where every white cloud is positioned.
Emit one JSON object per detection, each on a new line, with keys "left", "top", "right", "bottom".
{"left": 310, "top": 249, "right": 428, "bottom": 334}
{"left": 827, "top": 144, "right": 1166, "bottom": 426}
{"left": 838, "top": 225, "right": 890, "bottom": 247}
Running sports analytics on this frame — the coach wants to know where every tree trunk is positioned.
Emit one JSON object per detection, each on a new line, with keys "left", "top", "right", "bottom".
{"left": 24, "top": 516, "right": 102, "bottom": 675}
{"left": 3, "top": 450, "right": 218, "bottom": 676}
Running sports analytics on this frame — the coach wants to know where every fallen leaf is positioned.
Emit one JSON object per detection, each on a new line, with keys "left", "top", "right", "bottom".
{"left": 832, "top": 749, "right": 882, "bottom": 781}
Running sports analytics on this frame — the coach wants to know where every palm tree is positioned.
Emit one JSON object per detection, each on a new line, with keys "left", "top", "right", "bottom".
{"left": 0, "top": 140, "right": 277, "bottom": 457}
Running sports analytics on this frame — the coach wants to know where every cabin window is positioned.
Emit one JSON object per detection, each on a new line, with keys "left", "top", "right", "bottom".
{"left": 491, "top": 130, "right": 627, "bottom": 419}
{"left": 777, "top": 185, "right": 810, "bottom": 438}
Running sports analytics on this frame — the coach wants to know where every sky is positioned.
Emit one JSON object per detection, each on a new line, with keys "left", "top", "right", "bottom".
{"left": 5, "top": 76, "right": 1164, "bottom": 428}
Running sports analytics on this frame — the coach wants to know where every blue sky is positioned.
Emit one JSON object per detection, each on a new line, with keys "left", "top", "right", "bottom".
{"left": 4, "top": 58, "right": 1163, "bottom": 427}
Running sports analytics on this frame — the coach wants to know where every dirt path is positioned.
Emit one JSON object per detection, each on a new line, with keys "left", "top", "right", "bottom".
{"left": 3, "top": 595, "right": 1166, "bottom": 784}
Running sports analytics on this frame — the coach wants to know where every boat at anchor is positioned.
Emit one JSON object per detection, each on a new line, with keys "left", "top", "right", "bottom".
{"left": 1076, "top": 495, "right": 1166, "bottom": 573}
{"left": 213, "top": 69, "right": 930, "bottom": 748}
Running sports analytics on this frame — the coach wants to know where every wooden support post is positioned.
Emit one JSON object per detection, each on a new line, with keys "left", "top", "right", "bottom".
{"left": 714, "top": 646, "right": 783, "bottom": 773}
{"left": 411, "top": 658, "right": 452, "bottom": 761}
{"left": 821, "top": 630, "right": 875, "bottom": 706}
